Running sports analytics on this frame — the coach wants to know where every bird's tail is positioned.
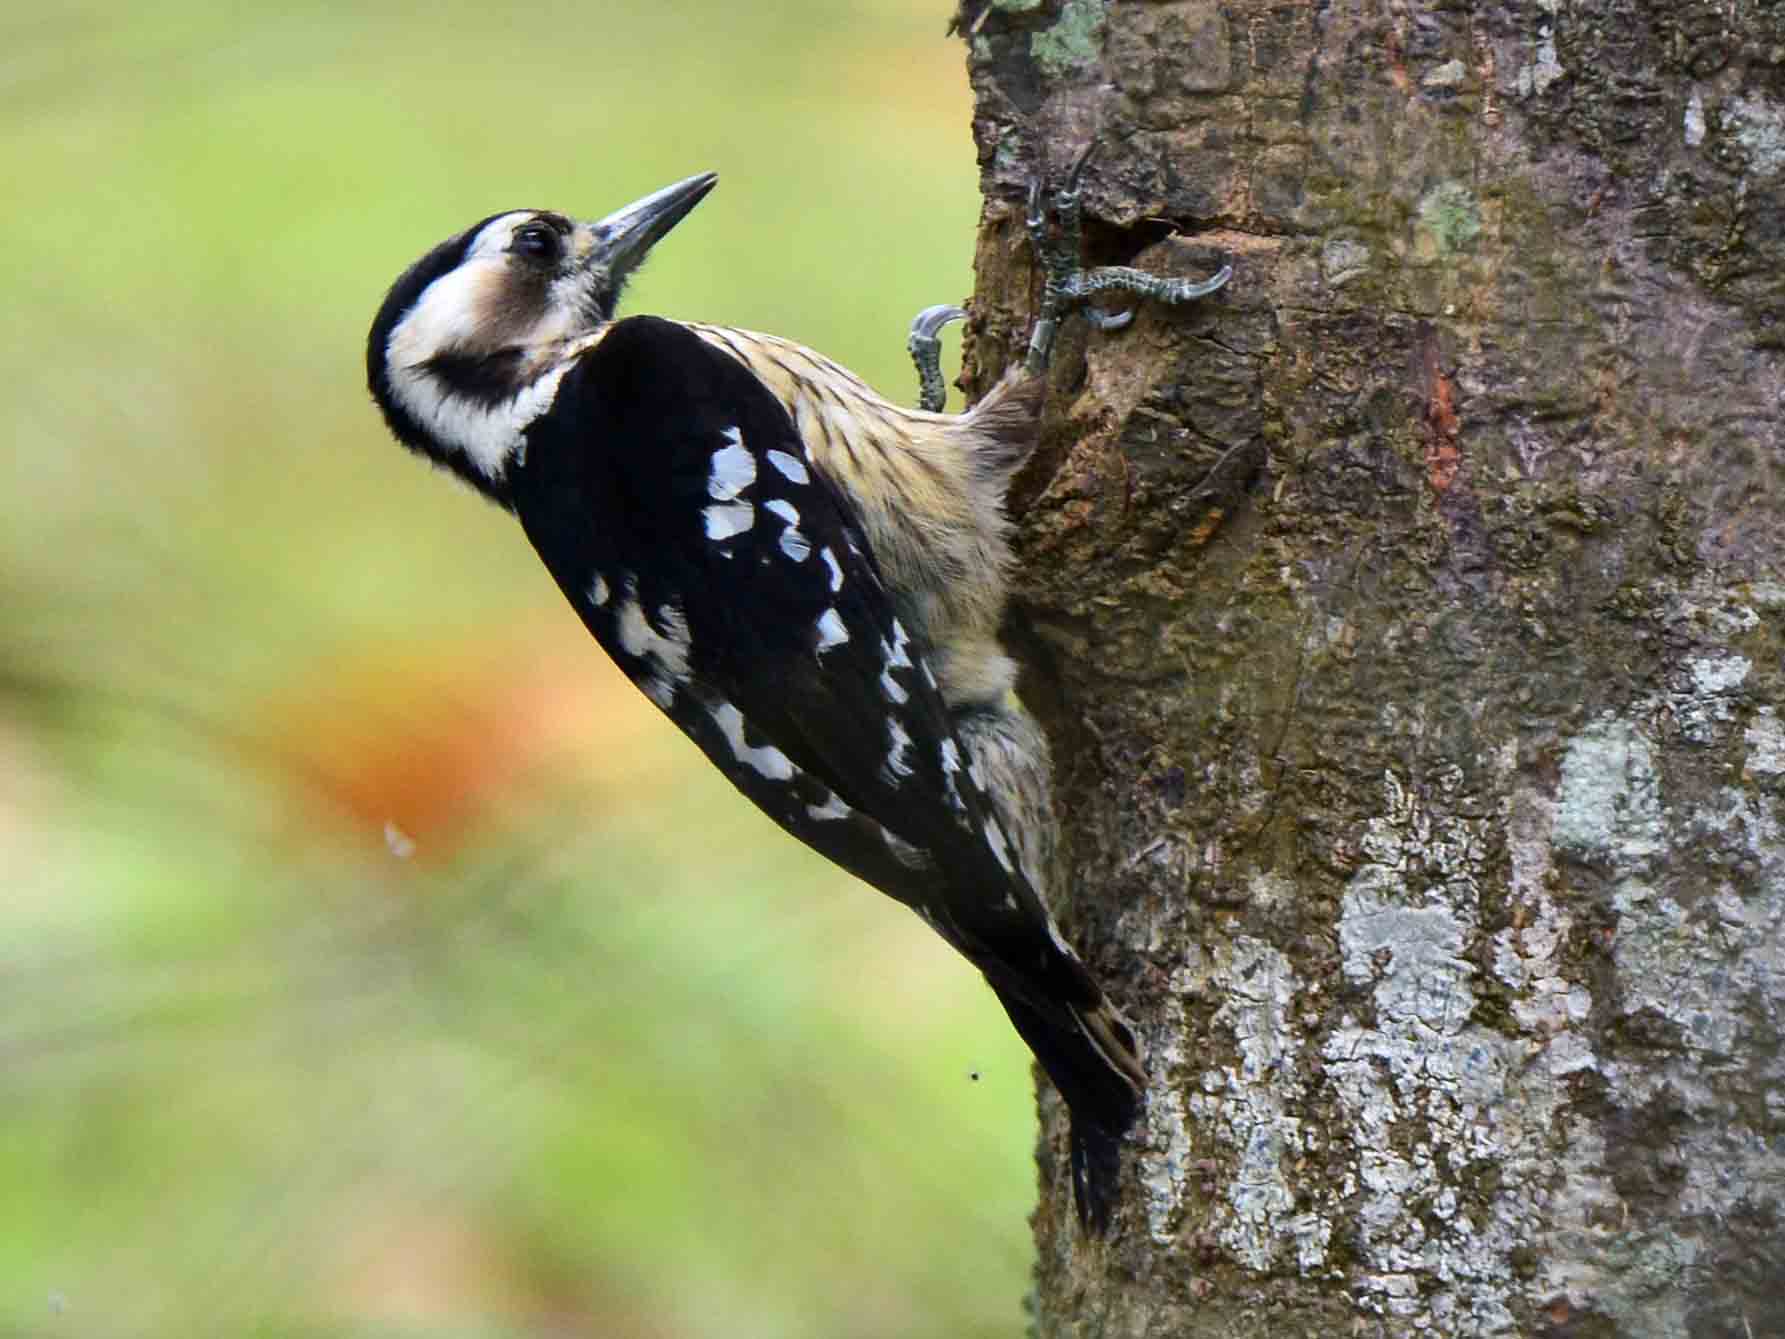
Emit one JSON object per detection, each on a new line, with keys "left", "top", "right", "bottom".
{"left": 990, "top": 981, "right": 1145, "bottom": 1233}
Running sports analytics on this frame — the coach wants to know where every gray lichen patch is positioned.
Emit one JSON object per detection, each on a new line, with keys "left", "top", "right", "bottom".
{"left": 1553, "top": 716, "right": 1664, "bottom": 863}
{"left": 1746, "top": 708, "right": 1785, "bottom": 776}
{"left": 1184, "top": 936, "right": 1329, "bottom": 1271}
{"left": 1029, "top": 0, "right": 1104, "bottom": 78}
{"left": 1321, "top": 771, "right": 1538, "bottom": 1334}
{"left": 1726, "top": 93, "right": 1785, "bottom": 178}
{"left": 1415, "top": 182, "right": 1482, "bottom": 259}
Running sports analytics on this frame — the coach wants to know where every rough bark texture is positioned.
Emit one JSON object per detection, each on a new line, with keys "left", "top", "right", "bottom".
{"left": 953, "top": 1, "right": 1785, "bottom": 1334}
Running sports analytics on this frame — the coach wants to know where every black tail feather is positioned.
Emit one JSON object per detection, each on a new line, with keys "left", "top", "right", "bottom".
{"left": 991, "top": 984, "right": 1143, "bottom": 1232}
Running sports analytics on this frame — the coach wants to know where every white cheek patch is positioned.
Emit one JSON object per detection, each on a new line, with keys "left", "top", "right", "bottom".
{"left": 386, "top": 357, "right": 572, "bottom": 483}
{"left": 384, "top": 220, "right": 577, "bottom": 485}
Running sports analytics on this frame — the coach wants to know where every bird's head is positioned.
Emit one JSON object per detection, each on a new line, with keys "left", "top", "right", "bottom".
{"left": 366, "top": 171, "right": 717, "bottom": 502}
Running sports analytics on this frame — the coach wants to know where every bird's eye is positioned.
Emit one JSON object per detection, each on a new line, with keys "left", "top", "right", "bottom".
{"left": 512, "top": 224, "right": 560, "bottom": 262}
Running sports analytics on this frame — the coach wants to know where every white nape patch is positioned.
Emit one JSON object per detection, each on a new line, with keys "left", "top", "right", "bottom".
{"left": 615, "top": 591, "right": 693, "bottom": 685}
{"left": 767, "top": 449, "right": 810, "bottom": 484}
{"left": 880, "top": 666, "right": 909, "bottom": 704}
{"left": 815, "top": 607, "right": 849, "bottom": 653}
{"left": 709, "top": 701, "right": 795, "bottom": 780}
{"left": 708, "top": 433, "right": 756, "bottom": 501}
{"left": 806, "top": 790, "right": 852, "bottom": 821}
{"left": 704, "top": 502, "right": 755, "bottom": 541}
{"left": 819, "top": 547, "right": 843, "bottom": 593}
{"left": 884, "top": 718, "right": 915, "bottom": 781}
{"left": 588, "top": 573, "right": 611, "bottom": 607}
{"left": 985, "top": 822, "right": 1017, "bottom": 875}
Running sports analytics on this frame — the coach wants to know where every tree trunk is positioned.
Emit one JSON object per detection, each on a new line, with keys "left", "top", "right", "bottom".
{"left": 954, "top": 0, "right": 1785, "bottom": 1333}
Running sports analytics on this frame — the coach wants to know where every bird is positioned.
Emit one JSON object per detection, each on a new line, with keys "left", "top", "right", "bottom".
{"left": 365, "top": 161, "right": 1228, "bottom": 1230}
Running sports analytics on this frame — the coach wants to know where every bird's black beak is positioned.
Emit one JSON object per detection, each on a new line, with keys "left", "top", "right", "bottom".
{"left": 584, "top": 171, "right": 718, "bottom": 287}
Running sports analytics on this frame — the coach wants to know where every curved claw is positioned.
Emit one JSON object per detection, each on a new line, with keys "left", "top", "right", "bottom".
{"left": 909, "top": 304, "right": 966, "bottom": 342}
{"left": 1086, "top": 306, "right": 1133, "bottom": 332}
{"left": 1170, "top": 263, "right": 1233, "bottom": 302}
{"left": 908, "top": 304, "right": 967, "bottom": 413}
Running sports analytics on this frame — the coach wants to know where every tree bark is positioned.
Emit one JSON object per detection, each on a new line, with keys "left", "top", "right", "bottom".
{"left": 955, "top": 1, "right": 1785, "bottom": 1334}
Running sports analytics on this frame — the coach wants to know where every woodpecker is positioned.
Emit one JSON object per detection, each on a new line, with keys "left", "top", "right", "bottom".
{"left": 366, "top": 162, "right": 1228, "bottom": 1230}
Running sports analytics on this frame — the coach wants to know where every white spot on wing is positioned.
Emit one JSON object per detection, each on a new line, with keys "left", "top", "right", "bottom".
{"left": 815, "top": 608, "right": 849, "bottom": 653}
{"left": 884, "top": 718, "right": 915, "bottom": 782}
{"left": 940, "top": 739, "right": 965, "bottom": 810}
{"left": 588, "top": 573, "right": 610, "bottom": 607}
{"left": 704, "top": 501, "right": 755, "bottom": 541}
{"left": 707, "top": 435, "right": 757, "bottom": 501}
{"left": 762, "top": 499, "right": 811, "bottom": 561}
{"left": 985, "top": 822, "right": 1016, "bottom": 874}
{"left": 884, "top": 620, "right": 913, "bottom": 669}
{"left": 819, "top": 547, "right": 843, "bottom": 592}
{"left": 883, "top": 828, "right": 929, "bottom": 869}
{"left": 806, "top": 791, "right": 852, "bottom": 821}
{"left": 615, "top": 589, "right": 692, "bottom": 692}
{"left": 767, "top": 449, "right": 810, "bottom": 484}
{"left": 880, "top": 667, "right": 908, "bottom": 704}
{"left": 709, "top": 701, "right": 796, "bottom": 781}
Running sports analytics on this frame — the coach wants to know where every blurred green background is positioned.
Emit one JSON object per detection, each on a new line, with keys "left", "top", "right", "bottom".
{"left": 0, "top": 2, "right": 1039, "bottom": 1335}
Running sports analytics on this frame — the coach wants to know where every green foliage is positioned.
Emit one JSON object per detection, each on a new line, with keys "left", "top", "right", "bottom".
{"left": 0, "top": 1, "right": 1032, "bottom": 1334}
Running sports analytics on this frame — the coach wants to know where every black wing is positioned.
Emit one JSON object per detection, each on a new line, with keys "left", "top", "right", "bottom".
{"left": 511, "top": 319, "right": 1044, "bottom": 953}
{"left": 509, "top": 318, "right": 1141, "bottom": 1218}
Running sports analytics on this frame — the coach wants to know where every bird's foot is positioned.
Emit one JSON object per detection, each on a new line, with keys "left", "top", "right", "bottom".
{"left": 908, "top": 303, "right": 965, "bottom": 413}
{"left": 1023, "top": 142, "right": 1232, "bottom": 375}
